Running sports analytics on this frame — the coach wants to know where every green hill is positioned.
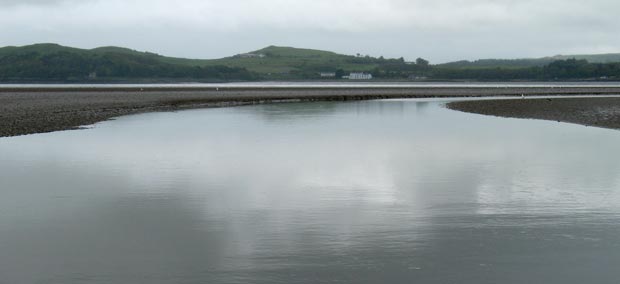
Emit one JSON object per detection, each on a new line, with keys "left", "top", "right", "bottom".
{"left": 551, "top": 53, "right": 620, "bottom": 64}
{"left": 439, "top": 53, "right": 620, "bottom": 69}
{"left": 155, "top": 46, "right": 378, "bottom": 76}
{"left": 438, "top": 58, "right": 555, "bottom": 69}
{"left": 0, "top": 44, "right": 387, "bottom": 81}
{"left": 0, "top": 44, "right": 256, "bottom": 82}
{"left": 1, "top": 43, "right": 619, "bottom": 82}
{"left": 165, "top": 45, "right": 380, "bottom": 76}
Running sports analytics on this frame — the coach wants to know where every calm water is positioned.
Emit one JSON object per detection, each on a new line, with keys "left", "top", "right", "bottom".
{"left": 1, "top": 99, "right": 620, "bottom": 284}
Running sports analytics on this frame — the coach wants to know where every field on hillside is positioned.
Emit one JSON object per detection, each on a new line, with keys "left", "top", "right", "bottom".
{"left": 162, "top": 46, "right": 379, "bottom": 74}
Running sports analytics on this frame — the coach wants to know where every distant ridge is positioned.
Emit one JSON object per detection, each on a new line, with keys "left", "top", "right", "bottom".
{"left": 0, "top": 44, "right": 391, "bottom": 81}
{"left": 1, "top": 43, "right": 619, "bottom": 82}
{"left": 0, "top": 43, "right": 257, "bottom": 82}
{"left": 550, "top": 53, "right": 620, "bottom": 64}
{"left": 252, "top": 45, "right": 342, "bottom": 57}
{"left": 439, "top": 53, "right": 620, "bottom": 68}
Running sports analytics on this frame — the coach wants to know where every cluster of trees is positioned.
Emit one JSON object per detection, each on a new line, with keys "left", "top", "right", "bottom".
{"left": 439, "top": 58, "right": 552, "bottom": 69}
{"left": 0, "top": 51, "right": 258, "bottom": 82}
{"left": 364, "top": 58, "right": 620, "bottom": 81}
{"left": 365, "top": 58, "right": 430, "bottom": 79}
{"left": 346, "top": 55, "right": 406, "bottom": 65}
{"left": 432, "top": 59, "right": 620, "bottom": 80}
{"left": 307, "top": 57, "right": 431, "bottom": 80}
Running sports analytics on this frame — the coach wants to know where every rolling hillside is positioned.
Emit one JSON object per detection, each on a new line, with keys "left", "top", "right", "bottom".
{"left": 0, "top": 43, "right": 256, "bottom": 82}
{"left": 161, "top": 45, "right": 380, "bottom": 75}
{"left": 0, "top": 44, "right": 384, "bottom": 81}
{"left": 1, "top": 43, "right": 619, "bottom": 82}
{"left": 551, "top": 53, "right": 620, "bottom": 64}
{"left": 439, "top": 53, "right": 620, "bottom": 69}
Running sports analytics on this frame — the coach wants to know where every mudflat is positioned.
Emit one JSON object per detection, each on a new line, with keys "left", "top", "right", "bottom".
{"left": 448, "top": 97, "right": 620, "bottom": 130}
{"left": 1, "top": 86, "right": 620, "bottom": 137}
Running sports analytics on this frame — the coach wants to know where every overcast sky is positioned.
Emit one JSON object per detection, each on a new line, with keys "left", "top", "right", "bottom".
{"left": 1, "top": 0, "right": 618, "bottom": 63}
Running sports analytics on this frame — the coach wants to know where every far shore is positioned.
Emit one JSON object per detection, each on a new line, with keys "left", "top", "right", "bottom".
{"left": 2, "top": 86, "right": 620, "bottom": 137}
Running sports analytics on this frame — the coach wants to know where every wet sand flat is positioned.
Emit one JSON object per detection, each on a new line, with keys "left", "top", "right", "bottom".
{"left": 448, "top": 97, "right": 620, "bottom": 130}
{"left": 1, "top": 86, "right": 620, "bottom": 137}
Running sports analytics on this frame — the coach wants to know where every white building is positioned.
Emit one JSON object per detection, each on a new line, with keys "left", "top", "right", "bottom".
{"left": 348, "top": 73, "right": 373, "bottom": 80}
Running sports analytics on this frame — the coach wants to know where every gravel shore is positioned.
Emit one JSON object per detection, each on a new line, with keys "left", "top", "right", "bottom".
{"left": 448, "top": 97, "right": 620, "bottom": 130}
{"left": 2, "top": 86, "right": 620, "bottom": 137}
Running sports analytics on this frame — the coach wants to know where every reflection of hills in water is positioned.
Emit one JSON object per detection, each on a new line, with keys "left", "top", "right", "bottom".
{"left": 239, "top": 100, "right": 437, "bottom": 123}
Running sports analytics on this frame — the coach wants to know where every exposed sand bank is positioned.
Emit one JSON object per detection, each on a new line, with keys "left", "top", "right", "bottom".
{"left": 2, "top": 86, "right": 620, "bottom": 137}
{"left": 447, "top": 97, "right": 620, "bottom": 130}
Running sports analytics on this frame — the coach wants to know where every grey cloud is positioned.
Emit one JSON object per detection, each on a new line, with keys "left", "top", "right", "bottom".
{"left": 0, "top": 0, "right": 618, "bottom": 63}
{"left": 0, "top": 0, "right": 71, "bottom": 6}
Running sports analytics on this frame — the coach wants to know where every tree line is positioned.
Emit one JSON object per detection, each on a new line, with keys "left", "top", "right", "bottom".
{"left": 372, "top": 59, "right": 620, "bottom": 80}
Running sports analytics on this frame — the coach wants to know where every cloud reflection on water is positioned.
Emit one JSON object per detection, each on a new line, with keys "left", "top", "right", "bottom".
{"left": 1, "top": 99, "right": 620, "bottom": 283}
